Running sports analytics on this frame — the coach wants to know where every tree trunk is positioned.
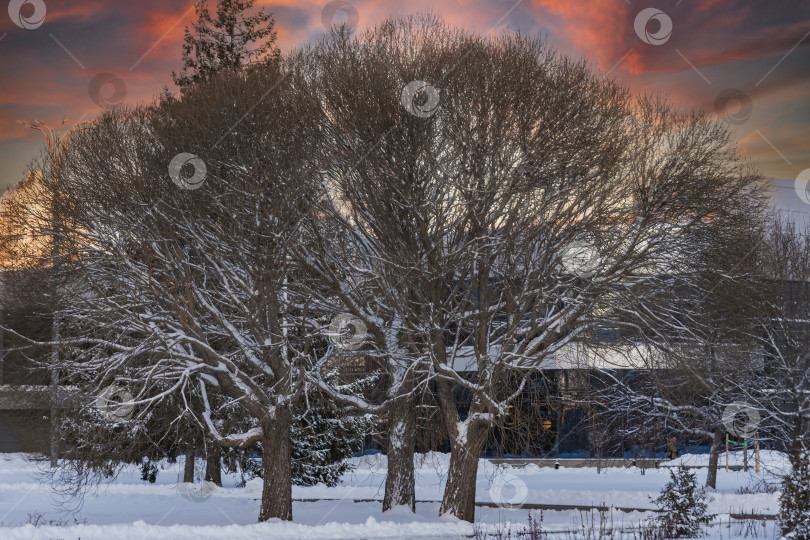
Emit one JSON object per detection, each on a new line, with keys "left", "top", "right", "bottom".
{"left": 706, "top": 428, "right": 723, "bottom": 489}
{"left": 205, "top": 445, "right": 222, "bottom": 486}
{"left": 49, "top": 371, "right": 59, "bottom": 467}
{"left": 50, "top": 307, "right": 61, "bottom": 467}
{"left": 439, "top": 422, "right": 489, "bottom": 522}
{"left": 382, "top": 394, "right": 416, "bottom": 512}
{"left": 183, "top": 446, "right": 195, "bottom": 483}
{"left": 50, "top": 190, "right": 61, "bottom": 469}
{"left": 258, "top": 408, "right": 293, "bottom": 522}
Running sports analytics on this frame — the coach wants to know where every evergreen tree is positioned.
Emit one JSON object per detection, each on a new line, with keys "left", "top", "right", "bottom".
{"left": 651, "top": 466, "right": 715, "bottom": 538}
{"left": 290, "top": 384, "right": 373, "bottom": 487}
{"left": 172, "top": 0, "right": 280, "bottom": 89}
{"left": 238, "top": 376, "right": 374, "bottom": 487}
{"left": 780, "top": 439, "right": 810, "bottom": 539}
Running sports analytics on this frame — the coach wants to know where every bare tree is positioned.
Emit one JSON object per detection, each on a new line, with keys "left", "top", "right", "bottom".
{"left": 0, "top": 121, "right": 92, "bottom": 466}
{"left": 298, "top": 18, "right": 460, "bottom": 512}
{"left": 586, "top": 213, "right": 768, "bottom": 490}
{"left": 311, "top": 15, "right": 765, "bottom": 521}
{"left": 21, "top": 61, "right": 322, "bottom": 521}
{"left": 729, "top": 218, "right": 810, "bottom": 453}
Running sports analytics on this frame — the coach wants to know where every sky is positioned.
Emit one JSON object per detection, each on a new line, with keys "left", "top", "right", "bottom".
{"left": 0, "top": 0, "right": 808, "bottom": 209}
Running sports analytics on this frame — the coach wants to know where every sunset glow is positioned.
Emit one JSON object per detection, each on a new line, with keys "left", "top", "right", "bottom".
{"left": 1, "top": 2, "right": 809, "bottom": 186}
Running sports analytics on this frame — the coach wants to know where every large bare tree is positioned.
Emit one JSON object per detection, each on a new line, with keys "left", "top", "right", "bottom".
{"left": 586, "top": 203, "right": 768, "bottom": 489}
{"left": 310, "top": 15, "right": 766, "bottom": 521}
{"left": 297, "top": 19, "right": 460, "bottom": 512}
{"left": 21, "top": 61, "right": 322, "bottom": 521}
{"left": 725, "top": 218, "right": 810, "bottom": 454}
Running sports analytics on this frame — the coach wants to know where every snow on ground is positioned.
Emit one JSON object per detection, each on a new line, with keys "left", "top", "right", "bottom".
{"left": 0, "top": 451, "right": 788, "bottom": 539}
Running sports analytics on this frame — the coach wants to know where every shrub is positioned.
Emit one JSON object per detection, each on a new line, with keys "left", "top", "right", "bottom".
{"left": 651, "top": 466, "right": 715, "bottom": 537}
{"left": 779, "top": 440, "right": 810, "bottom": 539}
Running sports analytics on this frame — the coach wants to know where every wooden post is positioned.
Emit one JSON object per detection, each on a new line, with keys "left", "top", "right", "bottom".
{"left": 743, "top": 440, "right": 748, "bottom": 472}
{"left": 183, "top": 446, "right": 195, "bottom": 483}
{"left": 755, "top": 440, "right": 760, "bottom": 473}
{"left": 725, "top": 434, "right": 729, "bottom": 472}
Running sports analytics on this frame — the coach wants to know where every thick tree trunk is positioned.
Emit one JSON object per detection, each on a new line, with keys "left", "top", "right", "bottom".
{"left": 706, "top": 428, "right": 723, "bottom": 489}
{"left": 183, "top": 447, "right": 195, "bottom": 483}
{"left": 439, "top": 423, "right": 489, "bottom": 522}
{"left": 258, "top": 408, "right": 293, "bottom": 522}
{"left": 205, "top": 445, "right": 222, "bottom": 486}
{"left": 383, "top": 394, "right": 416, "bottom": 512}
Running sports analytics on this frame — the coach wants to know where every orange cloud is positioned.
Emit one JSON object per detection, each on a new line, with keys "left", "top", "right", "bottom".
{"left": 1, "top": 0, "right": 809, "bottom": 189}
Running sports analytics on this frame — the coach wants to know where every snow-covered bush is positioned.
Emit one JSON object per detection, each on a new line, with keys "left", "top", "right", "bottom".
{"left": 779, "top": 441, "right": 810, "bottom": 539}
{"left": 651, "top": 466, "right": 714, "bottom": 537}
{"left": 238, "top": 383, "right": 373, "bottom": 488}
{"left": 290, "top": 384, "right": 372, "bottom": 487}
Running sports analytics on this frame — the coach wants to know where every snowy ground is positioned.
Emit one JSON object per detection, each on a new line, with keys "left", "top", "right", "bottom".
{"left": 0, "top": 451, "right": 788, "bottom": 539}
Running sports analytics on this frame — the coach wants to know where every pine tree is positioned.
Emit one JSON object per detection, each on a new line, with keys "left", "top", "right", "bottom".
{"left": 172, "top": 0, "right": 280, "bottom": 89}
{"left": 780, "top": 439, "right": 810, "bottom": 539}
{"left": 238, "top": 377, "right": 374, "bottom": 488}
{"left": 289, "top": 385, "right": 373, "bottom": 487}
{"left": 651, "top": 466, "right": 715, "bottom": 538}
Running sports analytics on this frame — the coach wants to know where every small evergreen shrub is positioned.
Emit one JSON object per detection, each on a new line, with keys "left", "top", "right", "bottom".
{"left": 289, "top": 385, "right": 372, "bottom": 487}
{"left": 651, "top": 466, "right": 715, "bottom": 538}
{"left": 238, "top": 382, "right": 373, "bottom": 488}
{"left": 779, "top": 440, "right": 810, "bottom": 540}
